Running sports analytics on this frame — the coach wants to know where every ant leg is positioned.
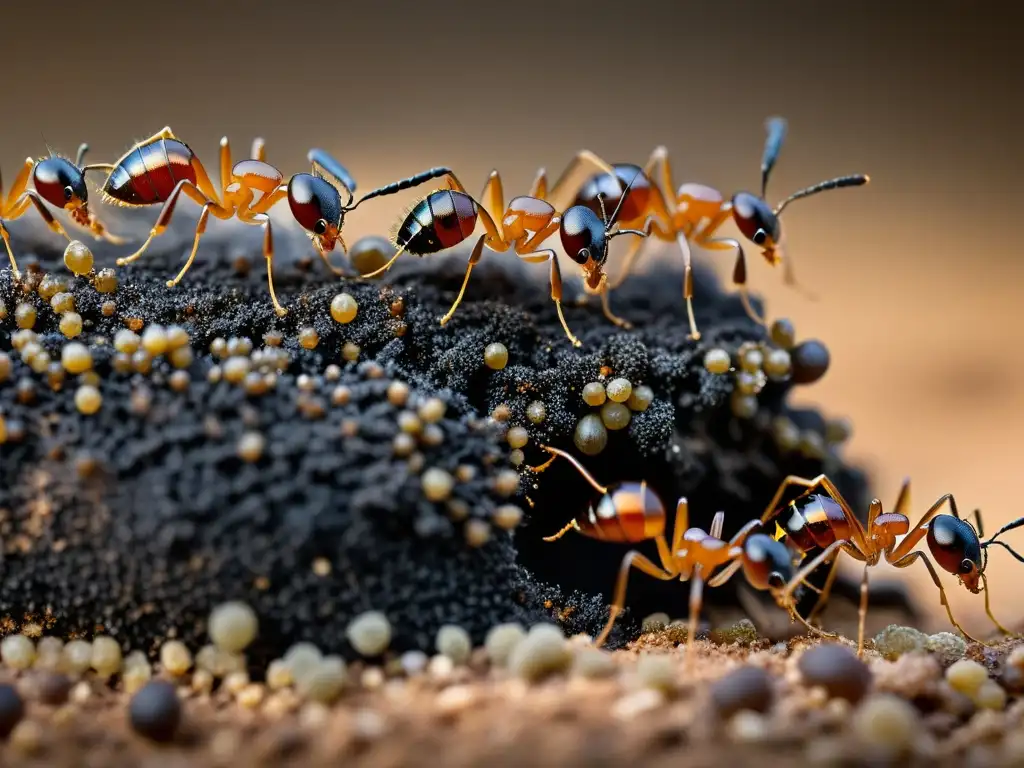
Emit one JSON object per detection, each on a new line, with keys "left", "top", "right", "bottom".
{"left": 599, "top": 282, "right": 632, "bottom": 330}
{"left": 5, "top": 192, "right": 70, "bottom": 241}
{"left": 980, "top": 572, "right": 1014, "bottom": 636}
{"left": 3, "top": 158, "right": 33, "bottom": 211}
{"left": 780, "top": 539, "right": 856, "bottom": 640}
{"left": 480, "top": 171, "right": 506, "bottom": 225}
{"left": 546, "top": 150, "right": 619, "bottom": 212}
{"left": 670, "top": 497, "right": 691, "bottom": 556}
{"left": 237, "top": 211, "right": 288, "bottom": 317}
{"left": 116, "top": 181, "right": 215, "bottom": 266}
{"left": 218, "top": 137, "right": 232, "bottom": 198}
{"left": 439, "top": 234, "right": 489, "bottom": 326}
{"left": 0, "top": 220, "right": 21, "bottom": 279}
{"left": 593, "top": 550, "right": 676, "bottom": 648}
{"left": 530, "top": 167, "right": 548, "bottom": 200}
{"left": 165, "top": 196, "right": 235, "bottom": 288}
{"left": 686, "top": 567, "right": 705, "bottom": 653}
{"left": 805, "top": 556, "right": 842, "bottom": 625}
{"left": 889, "top": 551, "right": 990, "bottom": 646}
{"left": 252, "top": 138, "right": 266, "bottom": 162}
{"left": 516, "top": 247, "right": 582, "bottom": 347}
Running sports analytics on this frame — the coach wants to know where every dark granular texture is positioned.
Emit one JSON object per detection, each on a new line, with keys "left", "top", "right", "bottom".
{"left": 0, "top": 217, "right": 893, "bottom": 663}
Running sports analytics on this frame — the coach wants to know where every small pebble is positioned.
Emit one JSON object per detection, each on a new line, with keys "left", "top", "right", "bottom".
{"left": 91, "top": 636, "right": 123, "bottom": 677}
{"left": 421, "top": 468, "right": 454, "bottom": 501}
{"left": 600, "top": 401, "right": 631, "bottom": 430}
{"left": 159, "top": 641, "right": 193, "bottom": 676}
{"left": 925, "top": 632, "right": 967, "bottom": 666}
{"left": 74, "top": 384, "right": 102, "bottom": 415}
{"left": 636, "top": 653, "right": 676, "bottom": 693}
{"left": 572, "top": 647, "right": 616, "bottom": 679}
{"left": 128, "top": 680, "right": 182, "bottom": 743}
{"left": 703, "top": 348, "right": 731, "bottom": 374}
{"left": 763, "top": 348, "right": 792, "bottom": 380}
{"left": 298, "top": 327, "right": 319, "bottom": 350}
{"left": 0, "top": 684, "right": 24, "bottom": 737}
{"left": 484, "top": 623, "right": 527, "bottom": 667}
{"left": 59, "top": 311, "right": 83, "bottom": 338}
{"left": 492, "top": 504, "right": 523, "bottom": 530}
{"left": 790, "top": 339, "right": 831, "bottom": 384}
{"left": 329, "top": 293, "right": 358, "bottom": 324}
{"left": 626, "top": 384, "right": 654, "bottom": 412}
{"left": 1, "top": 635, "right": 36, "bottom": 670}
{"left": 296, "top": 656, "right": 347, "bottom": 703}
{"left": 63, "top": 240, "right": 93, "bottom": 275}
{"left": 347, "top": 612, "right": 392, "bottom": 657}
{"left": 35, "top": 672, "right": 72, "bottom": 706}
{"left": 418, "top": 397, "right": 446, "bottom": 424}
{"left": 508, "top": 624, "right": 571, "bottom": 681}
{"left": 612, "top": 688, "right": 665, "bottom": 720}
{"left": 208, "top": 602, "right": 259, "bottom": 653}
{"left": 797, "top": 643, "right": 872, "bottom": 703}
{"left": 873, "top": 624, "right": 927, "bottom": 660}
{"left": 436, "top": 625, "right": 473, "bottom": 665}
{"left": 770, "top": 318, "right": 796, "bottom": 348}
{"left": 851, "top": 693, "right": 918, "bottom": 755}
{"left": 62, "top": 640, "right": 93, "bottom": 674}
{"left": 642, "top": 612, "right": 670, "bottom": 632}
{"left": 710, "top": 665, "right": 774, "bottom": 718}
{"left": 400, "top": 650, "right": 430, "bottom": 676}
{"left": 526, "top": 401, "right": 547, "bottom": 424}
{"left": 348, "top": 235, "right": 395, "bottom": 276}
{"left": 605, "top": 378, "right": 632, "bottom": 403}
{"left": 946, "top": 659, "right": 989, "bottom": 696}
{"left": 974, "top": 680, "right": 1007, "bottom": 710}
{"left": 574, "top": 414, "right": 608, "bottom": 455}
{"left": 484, "top": 342, "right": 508, "bottom": 370}
{"left": 283, "top": 643, "right": 323, "bottom": 683}
{"left": 581, "top": 382, "right": 606, "bottom": 406}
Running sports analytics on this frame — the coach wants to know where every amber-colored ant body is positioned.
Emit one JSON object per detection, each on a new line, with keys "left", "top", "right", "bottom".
{"left": 762, "top": 474, "right": 1024, "bottom": 655}
{"left": 530, "top": 445, "right": 822, "bottom": 651}
{"left": 0, "top": 145, "right": 125, "bottom": 279}
{"left": 364, "top": 165, "right": 649, "bottom": 347}
{"left": 542, "top": 117, "right": 870, "bottom": 339}
{"left": 86, "top": 127, "right": 454, "bottom": 316}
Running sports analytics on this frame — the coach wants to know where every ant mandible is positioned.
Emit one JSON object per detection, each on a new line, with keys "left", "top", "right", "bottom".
{"left": 761, "top": 474, "right": 1024, "bottom": 655}
{"left": 540, "top": 117, "right": 870, "bottom": 338}
{"left": 530, "top": 445, "right": 826, "bottom": 652}
{"left": 0, "top": 145, "right": 126, "bottom": 279}
{"left": 87, "top": 127, "right": 454, "bottom": 315}
{"left": 362, "top": 165, "right": 649, "bottom": 347}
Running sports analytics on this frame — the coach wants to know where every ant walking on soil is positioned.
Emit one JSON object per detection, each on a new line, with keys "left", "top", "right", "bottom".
{"left": 0, "top": 144, "right": 125, "bottom": 279}
{"left": 762, "top": 474, "right": 1024, "bottom": 655}
{"left": 364, "top": 164, "right": 650, "bottom": 347}
{"left": 86, "top": 126, "right": 454, "bottom": 315}
{"left": 530, "top": 445, "right": 827, "bottom": 652}
{"left": 541, "top": 117, "right": 869, "bottom": 339}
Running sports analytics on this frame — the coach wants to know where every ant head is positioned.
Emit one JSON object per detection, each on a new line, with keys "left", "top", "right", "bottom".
{"left": 560, "top": 205, "right": 609, "bottom": 290}
{"left": 731, "top": 192, "right": 782, "bottom": 264}
{"left": 927, "top": 514, "right": 983, "bottom": 593}
{"left": 287, "top": 173, "right": 345, "bottom": 254}
{"left": 741, "top": 532, "right": 795, "bottom": 597}
{"left": 33, "top": 157, "right": 89, "bottom": 210}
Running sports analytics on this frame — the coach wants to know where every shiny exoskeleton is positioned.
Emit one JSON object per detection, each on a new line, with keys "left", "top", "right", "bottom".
{"left": 94, "top": 126, "right": 454, "bottom": 315}
{"left": 531, "top": 445, "right": 808, "bottom": 652}
{"left": 762, "top": 473, "right": 1024, "bottom": 654}
{"left": 367, "top": 163, "right": 649, "bottom": 347}
{"left": 540, "top": 117, "right": 870, "bottom": 339}
{"left": 0, "top": 145, "right": 124, "bottom": 279}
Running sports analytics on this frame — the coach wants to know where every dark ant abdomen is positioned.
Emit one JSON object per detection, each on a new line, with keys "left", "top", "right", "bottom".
{"left": 574, "top": 164, "right": 651, "bottom": 223}
{"left": 395, "top": 190, "right": 478, "bottom": 256}
{"left": 103, "top": 138, "right": 198, "bottom": 206}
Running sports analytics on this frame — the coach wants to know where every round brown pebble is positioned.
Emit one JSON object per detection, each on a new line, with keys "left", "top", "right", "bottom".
{"left": 330, "top": 293, "right": 358, "bottom": 324}
{"left": 851, "top": 693, "right": 918, "bottom": 754}
{"left": 484, "top": 342, "right": 508, "bottom": 370}
{"left": 790, "top": 339, "right": 831, "bottom": 385}
{"left": 710, "top": 665, "right": 775, "bottom": 718}
{"left": 128, "top": 680, "right": 182, "bottom": 743}
{"left": 574, "top": 414, "right": 608, "bottom": 455}
{"left": 0, "top": 684, "right": 24, "bottom": 737}
{"left": 797, "top": 643, "right": 872, "bottom": 703}
{"left": 348, "top": 235, "right": 395, "bottom": 276}
{"left": 63, "top": 240, "right": 94, "bottom": 276}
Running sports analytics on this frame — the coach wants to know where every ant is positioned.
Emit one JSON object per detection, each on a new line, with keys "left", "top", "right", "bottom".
{"left": 530, "top": 445, "right": 826, "bottom": 652}
{"left": 362, "top": 164, "right": 649, "bottom": 347}
{"left": 540, "top": 117, "right": 870, "bottom": 339}
{"left": 0, "top": 145, "right": 125, "bottom": 279}
{"left": 761, "top": 474, "right": 1024, "bottom": 655}
{"left": 86, "top": 126, "right": 454, "bottom": 315}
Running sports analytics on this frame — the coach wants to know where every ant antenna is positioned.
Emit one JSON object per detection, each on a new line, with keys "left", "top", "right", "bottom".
{"left": 597, "top": 192, "right": 609, "bottom": 225}
{"left": 761, "top": 117, "right": 787, "bottom": 198}
{"left": 41, "top": 132, "right": 57, "bottom": 159}
{"left": 75, "top": 143, "right": 89, "bottom": 167}
{"left": 773, "top": 174, "right": 870, "bottom": 216}
{"left": 307, "top": 149, "right": 357, "bottom": 208}
{"left": 605, "top": 166, "right": 644, "bottom": 231}
{"left": 981, "top": 515, "right": 1024, "bottom": 563}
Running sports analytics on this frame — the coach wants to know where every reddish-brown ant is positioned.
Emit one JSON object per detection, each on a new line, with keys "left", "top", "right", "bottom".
{"left": 0, "top": 145, "right": 125, "bottom": 279}
{"left": 761, "top": 474, "right": 1024, "bottom": 654}
{"left": 541, "top": 117, "right": 869, "bottom": 339}
{"left": 363, "top": 165, "right": 649, "bottom": 347}
{"left": 530, "top": 445, "right": 825, "bottom": 651}
{"left": 86, "top": 127, "right": 454, "bottom": 315}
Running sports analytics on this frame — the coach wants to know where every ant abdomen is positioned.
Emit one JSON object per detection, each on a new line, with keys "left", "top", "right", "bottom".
{"left": 395, "top": 189, "right": 478, "bottom": 256}
{"left": 578, "top": 481, "right": 666, "bottom": 543}
{"left": 32, "top": 157, "right": 89, "bottom": 209}
{"left": 574, "top": 164, "right": 650, "bottom": 222}
{"left": 103, "top": 137, "right": 198, "bottom": 206}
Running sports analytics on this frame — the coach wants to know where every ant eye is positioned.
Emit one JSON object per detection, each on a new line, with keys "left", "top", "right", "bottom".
{"left": 752, "top": 228, "right": 767, "bottom": 245}
{"left": 959, "top": 559, "right": 975, "bottom": 575}
{"left": 63, "top": 186, "right": 74, "bottom": 201}
{"left": 313, "top": 219, "right": 328, "bottom": 235}
{"left": 576, "top": 247, "right": 591, "bottom": 264}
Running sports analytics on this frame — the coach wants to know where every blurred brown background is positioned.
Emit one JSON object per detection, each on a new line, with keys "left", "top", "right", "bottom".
{"left": 5, "top": 0, "right": 1022, "bottom": 631}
